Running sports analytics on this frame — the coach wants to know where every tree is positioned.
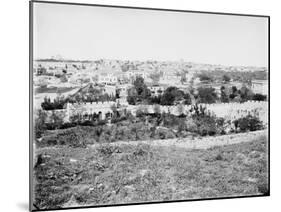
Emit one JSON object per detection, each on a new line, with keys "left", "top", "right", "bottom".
{"left": 180, "top": 73, "right": 187, "bottom": 84}
{"left": 50, "top": 111, "right": 64, "bottom": 129}
{"left": 121, "top": 64, "right": 130, "bottom": 72}
{"left": 222, "top": 74, "right": 231, "bottom": 83}
{"left": 110, "top": 104, "right": 118, "bottom": 118}
{"left": 160, "top": 87, "right": 186, "bottom": 106}
{"left": 127, "top": 76, "right": 151, "bottom": 104}
{"left": 127, "top": 87, "right": 137, "bottom": 105}
{"left": 252, "top": 93, "right": 267, "bottom": 101}
{"left": 220, "top": 86, "right": 229, "bottom": 103}
{"left": 198, "top": 73, "right": 213, "bottom": 83}
{"left": 34, "top": 109, "right": 47, "bottom": 138}
{"left": 183, "top": 93, "right": 192, "bottom": 105}
{"left": 239, "top": 86, "right": 254, "bottom": 102}
{"left": 133, "top": 76, "right": 150, "bottom": 98}
{"left": 197, "top": 87, "right": 217, "bottom": 104}
{"left": 229, "top": 86, "right": 238, "bottom": 100}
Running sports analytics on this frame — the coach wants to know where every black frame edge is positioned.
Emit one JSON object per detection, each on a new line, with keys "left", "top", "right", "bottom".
{"left": 30, "top": 0, "right": 270, "bottom": 18}
{"left": 29, "top": 0, "right": 270, "bottom": 211}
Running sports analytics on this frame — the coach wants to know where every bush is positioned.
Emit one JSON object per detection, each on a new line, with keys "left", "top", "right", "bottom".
{"left": 38, "top": 127, "right": 92, "bottom": 148}
{"left": 234, "top": 115, "right": 264, "bottom": 132}
{"left": 197, "top": 87, "right": 217, "bottom": 104}
{"left": 129, "top": 122, "right": 152, "bottom": 141}
{"left": 161, "top": 113, "right": 182, "bottom": 128}
{"left": 154, "top": 128, "right": 176, "bottom": 139}
{"left": 216, "top": 117, "right": 227, "bottom": 135}
{"left": 188, "top": 110, "right": 218, "bottom": 136}
{"left": 252, "top": 93, "right": 267, "bottom": 101}
{"left": 34, "top": 110, "right": 47, "bottom": 138}
{"left": 185, "top": 118, "right": 198, "bottom": 133}
{"left": 193, "top": 115, "right": 217, "bottom": 136}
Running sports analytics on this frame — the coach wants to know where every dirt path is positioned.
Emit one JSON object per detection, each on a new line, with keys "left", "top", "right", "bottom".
{"left": 91, "top": 130, "right": 268, "bottom": 150}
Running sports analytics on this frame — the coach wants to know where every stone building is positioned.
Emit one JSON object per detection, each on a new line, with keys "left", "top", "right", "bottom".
{"left": 251, "top": 80, "right": 268, "bottom": 96}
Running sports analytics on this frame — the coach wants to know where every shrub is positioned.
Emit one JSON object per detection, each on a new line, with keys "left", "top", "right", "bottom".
{"left": 234, "top": 115, "right": 264, "bottom": 132}
{"left": 190, "top": 111, "right": 218, "bottom": 136}
{"left": 38, "top": 127, "right": 91, "bottom": 148}
{"left": 133, "top": 144, "right": 153, "bottom": 158}
{"left": 34, "top": 110, "right": 47, "bottom": 138}
{"left": 197, "top": 87, "right": 217, "bottom": 104}
{"left": 154, "top": 128, "right": 176, "bottom": 139}
{"left": 99, "top": 126, "right": 117, "bottom": 143}
{"left": 161, "top": 113, "right": 182, "bottom": 128}
{"left": 194, "top": 116, "right": 217, "bottom": 136}
{"left": 216, "top": 117, "right": 227, "bottom": 135}
{"left": 56, "top": 129, "right": 87, "bottom": 147}
{"left": 252, "top": 93, "right": 267, "bottom": 101}
{"left": 185, "top": 118, "right": 198, "bottom": 133}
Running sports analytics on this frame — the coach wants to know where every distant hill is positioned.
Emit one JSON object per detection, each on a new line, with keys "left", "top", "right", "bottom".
{"left": 35, "top": 58, "right": 92, "bottom": 63}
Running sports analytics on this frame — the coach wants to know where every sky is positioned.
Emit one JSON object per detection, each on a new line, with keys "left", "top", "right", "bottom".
{"left": 33, "top": 2, "right": 268, "bottom": 67}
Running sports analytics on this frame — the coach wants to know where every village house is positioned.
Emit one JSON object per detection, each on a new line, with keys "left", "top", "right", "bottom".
{"left": 97, "top": 73, "right": 118, "bottom": 85}
{"left": 126, "top": 70, "right": 150, "bottom": 81}
{"left": 147, "top": 84, "right": 165, "bottom": 96}
{"left": 251, "top": 80, "right": 268, "bottom": 96}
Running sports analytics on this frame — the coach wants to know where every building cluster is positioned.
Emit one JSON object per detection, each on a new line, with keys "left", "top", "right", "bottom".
{"left": 34, "top": 59, "right": 268, "bottom": 119}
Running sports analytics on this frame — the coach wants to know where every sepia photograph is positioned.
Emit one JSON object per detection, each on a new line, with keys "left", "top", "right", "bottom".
{"left": 30, "top": 1, "right": 269, "bottom": 211}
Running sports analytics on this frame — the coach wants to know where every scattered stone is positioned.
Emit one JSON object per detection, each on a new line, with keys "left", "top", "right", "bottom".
{"left": 62, "top": 195, "right": 80, "bottom": 208}
{"left": 247, "top": 177, "right": 258, "bottom": 183}
{"left": 139, "top": 169, "right": 150, "bottom": 177}
{"left": 70, "top": 158, "right": 77, "bottom": 163}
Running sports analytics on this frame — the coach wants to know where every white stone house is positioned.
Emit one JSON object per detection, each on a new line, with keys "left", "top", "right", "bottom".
{"left": 251, "top": 80, "right": 268, "bottom": 96}
{"left": 97, "top": 73, "right": 118, "bottom": 85}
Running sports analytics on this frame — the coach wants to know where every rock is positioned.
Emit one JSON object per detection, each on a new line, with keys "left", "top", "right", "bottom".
{"left": 139, "top": 169, "right": 150, "bottom": 177}
{"left": 249, "top": 151, "right": 260, "bottom": 158}
{"left": 247, "top": 177, "right": 258, "bottom": 183}
{"left": 62, "top": 195, "right": 80, "bottom": 208}
{"left": 97, "top": 183, "right": 105, "bottom": 190}
{"left": 70, "top": 158, "right": 77, "bottom": 163}
{"left": 123, "top": 185, "right": 135, "bottom": 196}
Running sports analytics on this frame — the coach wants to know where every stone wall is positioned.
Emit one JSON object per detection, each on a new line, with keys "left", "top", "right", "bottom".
{"left": 43, "top": 100, "right": 268, "bottom": 125}
{"left": 128, "top": 101, "right": 268, "bottom": 124}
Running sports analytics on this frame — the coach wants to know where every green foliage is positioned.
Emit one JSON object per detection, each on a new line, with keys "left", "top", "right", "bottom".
{"left": 154, "top": 128, "right": 176, "bottom": 139}
{"left": 160, "top": 87, "right": 185, "bottom": 106}
{"left": 41, "top": 96, "right": 67, "bottom": 110}
{"left": 191, "top": 114, "right": 217, "bottom": 136}
{"left": 222, "top": 74, "right": 231, "bottom": 83}
{"left": 220, "top": 86, "right": 229, "bottom": 103}
{"left": 34, "top": 109, "right": 47, "bottom": 138}
{"left": 234, "top": 115, "right": 264, "bottom": 132}
{"left": 188, "top": 104, "right": 225, "bottom": 136}
{"left": 133, "top": 76, "right": 151, "bottom": 99}
{"left": 34, "top": 134, "right": 268, "bottom": 209}
{"left": 197, "top": 87, "right": 217, "bottom": 104}
{"left": 38, "top": 127, "right": 90, "bottom": 148}
{"left": 198, "top": 73, "right": 213, "bottom": 82}
{"left": 127, "top": 77, "right": 151, "bottom": 104}
{"left": 252, "top": 93, "right": 267, "bottom": 101}
{"left": 49, "top": 111, "right": 64, "bottom": 129}
{"left": 239, "top": 86, "right": 254, "bottom": 102}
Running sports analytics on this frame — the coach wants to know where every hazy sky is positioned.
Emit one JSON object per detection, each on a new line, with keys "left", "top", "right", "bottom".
{"left": 33, "top": 2, "right": 268, "bottom": 67}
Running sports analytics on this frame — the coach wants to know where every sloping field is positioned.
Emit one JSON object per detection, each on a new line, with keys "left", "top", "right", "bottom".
{"left": 33, "top": 133, "right": 268, "bottom": 210}
{"left": 93, "top": 130, "right": 268, "bottom": 150}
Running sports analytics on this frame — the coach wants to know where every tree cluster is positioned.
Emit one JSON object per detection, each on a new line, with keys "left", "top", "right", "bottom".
{"left": 127, "top": 77, "right": 191, "bottom": 106}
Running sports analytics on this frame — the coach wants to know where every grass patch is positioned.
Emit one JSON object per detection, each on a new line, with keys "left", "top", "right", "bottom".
{"left": 33, "top": 135, "right": 268, "bottom": 210}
